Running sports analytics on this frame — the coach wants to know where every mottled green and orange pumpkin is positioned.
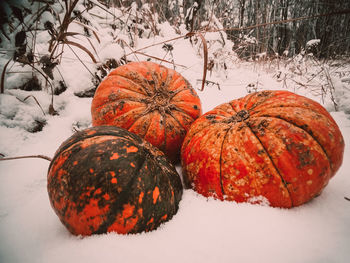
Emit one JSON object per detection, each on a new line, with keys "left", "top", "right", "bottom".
{"left": 47, "top": 126, "right": 182, "bottom": 236}
{"left": 181, "top": 90, "right": 344, "bottom": 208}
{"left": 91, "top": 61, "right": 202, "bottom": 163}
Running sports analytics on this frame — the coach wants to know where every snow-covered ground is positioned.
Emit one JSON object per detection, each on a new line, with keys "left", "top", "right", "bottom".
{"left": 1, "top": 3, "right": 350, "bottom": 262}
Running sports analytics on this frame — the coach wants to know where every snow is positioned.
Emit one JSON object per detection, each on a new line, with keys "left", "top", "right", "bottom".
{"left": 306, "top": 39, "right": 321, "bottom": 47}
{"left": 1, "top": 4, "right": 350, "bottom": 263}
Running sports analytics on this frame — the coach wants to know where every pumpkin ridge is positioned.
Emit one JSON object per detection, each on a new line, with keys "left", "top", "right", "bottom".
{"left": 92, "top": 99, "right": 146, "bottom": 127}
{"left": 169, "top": 105, "right": 195, "bottom": 123}
{"left": 256, "top": 114, "right": 333, "bottom": 171}
{"left": 48, "top": 129, "right": 140, "bottom": 171}
{"left": 144, "top": 157, "right": 166, "bottom": 227}
{"left": 218, "top": 127, "right": 232, "bottom": 197}
{"left": 242, "top": 93, "right": 258, "bottom": 111}
{"left": 182, "top": 124, "right": 227, "bottom": 190}
{"left": 241, "top": 91, "right": 275, "bottom": 112}
{"left": 226, "top": 99, "right": 240, "bottom": 115}
{"left": 168, "top": 102, "right": 200, "bottom": 121}
{"left": 244, "top": 118, "right": 294, "bottom": 206}
{"left": 167, "top": 70, "right": 183, "bottom": 89}
{"left": 128, "top": 113, "right": 153, "bottom": 138}
{"left": 171, "top": 76, "right": 197, "bottom": 99}
{"left": 162, "top": 64, "right": 173, "bottom": 89}
{"left": 113, "top": 108, "right": 148, "bottom": 130}
{"left": 251, "top": 105, "right": 329, "bottom": 117}
{"left": 146, "top": 63, "right": 162, "bottom": 92}
{"left": 181, "top": 112, "right": 228, "bottom": 152}
{"left": 93, "top": 155, "right": 147, "bottom": 234}
{"left": 162, "top": 114, "right": 168, "bottom": 153}
{"left": 157, "top": 161, "right": 180, "bottom": 218}
{"left": 107, "top": 75, "right": 149, "bottom": 96}
{"left": 93, "top": 97, "right": 146, "bottom": 113}
{"left": 134, "top": 149, "right": 180, "bottom": 231}
{"left": 48, "top": 135, "right": 141, "bottom": 178}
{"left": 180, "top": 123, "right": 210, "bottom": 155}
{"left": 142, "top": 112, "right": 164, "bottom": 142}
{"left": 168, "top": 74, "right": 195, "bottom": 97}
{"left": 155, "top": 156, "right": 183, "bottom": 200}
{"left": 169, "top": 86, "right": 194, "bottom": 101}
{"left": 204, "top": 111, "right": 233, "bottom": 119}
{"left": 116, "top": 71, "right": 155, "bottom": 96}
{"left": 166, "top": 111, "right": 188, "bottom": 135}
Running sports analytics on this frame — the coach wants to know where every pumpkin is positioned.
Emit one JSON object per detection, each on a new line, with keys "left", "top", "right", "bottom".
{"left": 91, "top": 61, "right": 202, "bottom": 163}
{"left": 181, "top": 90, "right": 344, "bottom": 208}
{"left": 47, "top": 126, "right": 183, "bottom": 236}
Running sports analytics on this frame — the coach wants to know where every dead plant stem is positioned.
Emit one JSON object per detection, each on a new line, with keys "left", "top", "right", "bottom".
{"left": 0, "top": 155, "right": 52, "bottom": 162}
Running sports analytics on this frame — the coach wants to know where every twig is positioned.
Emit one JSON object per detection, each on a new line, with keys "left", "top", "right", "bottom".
{"left": 133, "top": 51, "right": 187, "bottom": 68}
{"left": 115, "top": 38, "right": 140, "bottom": 62}
{"left": 124, "top": 34, "right": 186, "bottom": 57}
{"left": 196, "top": 79, "right": 220, "bottom": 90}
{"left": 25, "top": 64, "right": 55, "bottom": 110}
{"left": 1, "top": 59, "right": 12, "bottom": 93}
{"left": 16, "top": 95, "right": 46, "bottom": 116}
{"left": 87, "top": 0, "right": 126, "bottom": 25}
{"left": 65, "top": 40, "right": 98, "bottom": 63}
{"left": 0, "top": 155, "right": 52, "bottom": 162}
{"left": 188, "top": 32, "right": 208, "bottom": 91}
{"left": 66, "top": 44, "right": 96, "bottom": 79}
{"left": 72, "top": 20, "right": 101, "bottom": 43}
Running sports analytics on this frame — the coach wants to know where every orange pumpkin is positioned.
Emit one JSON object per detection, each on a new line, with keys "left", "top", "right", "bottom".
{"left": 91, "top": 61, "right": 202, "bottom": 163}
{"left": 181, "top": 90, "right": 344, "bottom": 208}
{"left": 47, "top": 126, "right": 183, "bottom": 236}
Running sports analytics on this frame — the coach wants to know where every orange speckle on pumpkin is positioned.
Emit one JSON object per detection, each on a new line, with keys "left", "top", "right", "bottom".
{"left": 126, "top": 146, "right": 138, "bottom": 153}
{"left": 89, "top": 168, "right": 94, "bottom": 173}
{"left": 80, "top": 140, "right": 92, "bottom": 149}
{"left": 138, "top": 208, "right": 143, "bottom": 216}
{"left": 86, "top": 130, "right": 97, "bottom": 136}
{"left": 130, "top": 162, "right": 135, "bottom": 167}
{"left": 161, "top": 214, "right": 167, "bottom": 220}
{"left": 110, "top": 171, "right": 116, "bottom": 177}
{"left": 95, "top": 188, "right": 102, "bottom": 194}
{"left": 138, "top": 192, "right": 144, "bottom": 204}
{"left": 110, "top": 152, "right": 120, "bottom": 160}
{"left": 66, "top": 198, "right": 109, "bottom": 235}
{"left": 73, "top": 161, "right": 78, "bottom": 166}
{"left": 107, "top": 216, "right": 138, "bottom": 234}
{"left": 152, "top": 186, "right": 160, "bottom": 204}
{"left": 111, "top": 178, "right": 117, "bottom": 184}
{"left": 147, "top": 217, "right": 154, "bottom": 225}
{"left": 103, "top": 193, "right": 110, "bottom": 200}
{"left": 122, "top": 204, "right": 135, "bottom": 218}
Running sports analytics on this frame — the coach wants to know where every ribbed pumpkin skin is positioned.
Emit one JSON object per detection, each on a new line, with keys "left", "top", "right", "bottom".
{"left": 47, "top": 126, "right": 183, "bottom": 236}
{"left": 91, "top": 61, "right": 202, "bottom": 163}
{"left": 181, "top": 90, "right": 344, "bottom": 208}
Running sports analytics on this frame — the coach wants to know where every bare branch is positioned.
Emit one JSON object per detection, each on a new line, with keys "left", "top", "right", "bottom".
{"left": 0, "top": 155, "right": 52, "bottom": 162}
